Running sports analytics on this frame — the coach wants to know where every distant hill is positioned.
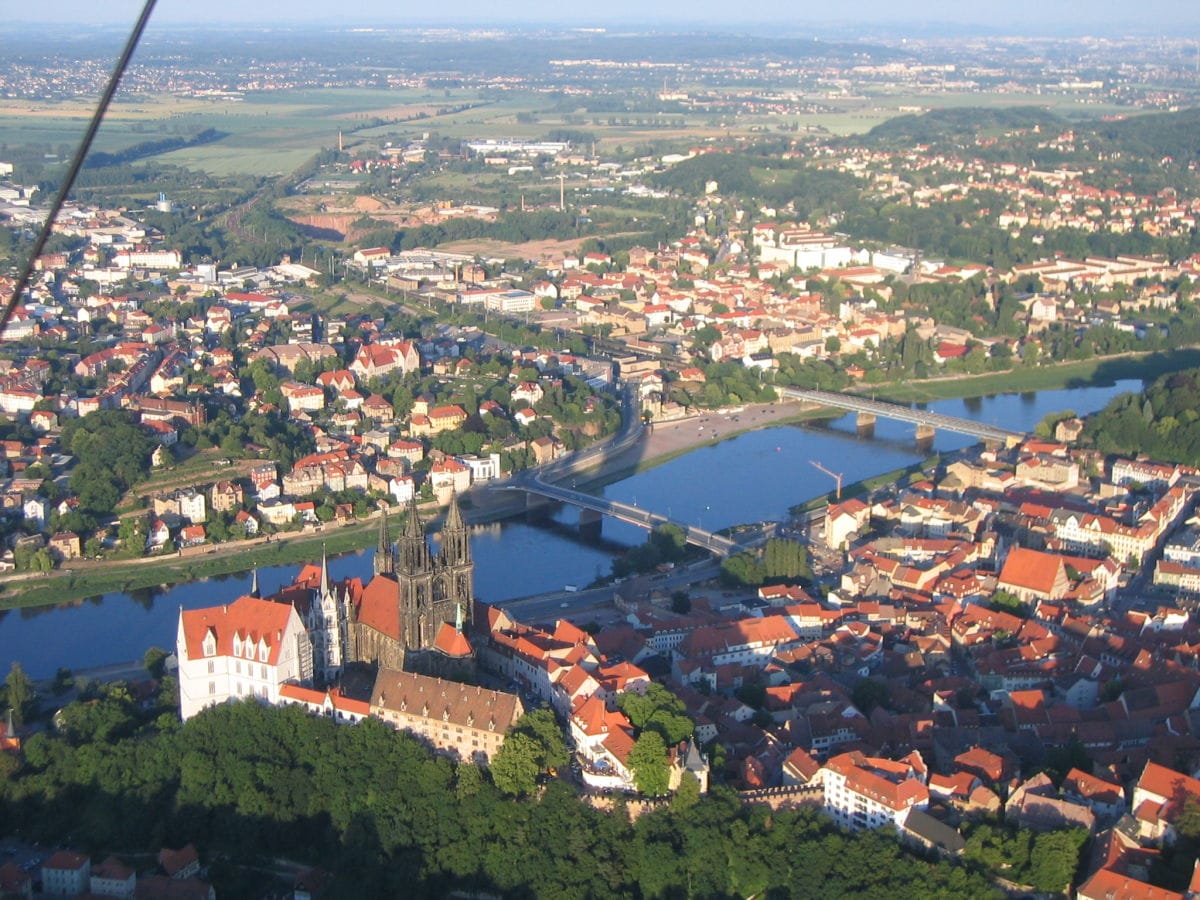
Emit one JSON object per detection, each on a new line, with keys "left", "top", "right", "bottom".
{"left": 857, "top": 104, "right": 1200, "bottom": 166}
{"left": 1089, "top": 107, "right": 1200, "bottom": 164}
{"left": 860, "top": 106, "right": 1067, "bottom": 148}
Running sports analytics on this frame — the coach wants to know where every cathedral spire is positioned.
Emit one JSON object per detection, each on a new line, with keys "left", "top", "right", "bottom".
{"left": 444, "top": 489, "right": 464, "bottom": 532}
{"left": 404, "top": 494, "right": 424, "bottom": 539}
{"left": 374, "top": 506, "right": 394, "bottom": 575}
{"left": 320, "top": 544, "right": 329, "bottom": 596}
{"left": 249, "top": 567, "right": 259, "bottom": 598}
{"left": 438, "top": 489, "right": 471, "bottom": 567}
{"left": 398, "top": 494, "right": 432, "bottom": 574}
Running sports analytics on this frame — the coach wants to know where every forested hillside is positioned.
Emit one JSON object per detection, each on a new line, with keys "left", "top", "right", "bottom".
{"left": 1083, "top": 367, "right": 1200, "bottom": 464}
{"left": 0, "top": 700, "right": 1002, "bottom": 898}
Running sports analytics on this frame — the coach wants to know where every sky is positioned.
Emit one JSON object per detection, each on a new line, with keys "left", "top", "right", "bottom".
{"left": 15, "top": 0, "right": 1200, "bottom": 33}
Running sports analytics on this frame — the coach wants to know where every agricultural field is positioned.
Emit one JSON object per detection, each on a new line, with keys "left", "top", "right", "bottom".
{"left": 0, "top": 76, "right": 1147, "bottom": 184}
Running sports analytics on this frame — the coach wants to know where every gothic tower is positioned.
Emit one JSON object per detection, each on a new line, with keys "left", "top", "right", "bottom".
{"left": 374, "top": 507, "right": 394, "bottom": 575}
{"left": 436, "top": 491, "right": 474, "bottom": 630}
{"left": 397, "top": 496, "right": 437, "bottom": 651}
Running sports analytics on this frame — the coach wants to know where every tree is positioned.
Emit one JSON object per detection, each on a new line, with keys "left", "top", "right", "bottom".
{"left": 670, "top": 770, "right": 702, "bottom": 812}
{"left": 618, "top": 684, "right": 693, "bottom": 745}
{"left": 720, "top": 551, "right": 765, "bottom": 586}
{"left": 490, "top": 731, "right": 541, "bottom": 796}
{"left": 512, "top": 709, "right": 569, "bottom": 772}
{"left": 144, "top": 646, "right": 169, "bottom": 679}
{"left": 1027, "top": 829, "right": 1086, "bottom": 893}
{"left": 628, "top": 731, "right": 670, "bottom": 796}
{"left": 851, "top": 678, "right": 889, "bottom": 714}
{"left": 4, "top": 661, "right": 33, "bottom": 726}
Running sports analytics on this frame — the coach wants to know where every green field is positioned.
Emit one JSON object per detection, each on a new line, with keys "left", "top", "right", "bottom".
{"left": 0, "top": 80, "right": 1146, "bottom": 179}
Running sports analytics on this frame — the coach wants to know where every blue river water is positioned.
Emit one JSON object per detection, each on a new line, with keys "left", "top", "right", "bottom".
{"left": 0, "top": 380, "right": 1137, "bottom": 678}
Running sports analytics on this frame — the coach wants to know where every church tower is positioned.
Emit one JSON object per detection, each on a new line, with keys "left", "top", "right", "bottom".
{"left": 397, "top": 496, "right": 437, "bottom": 651}
{"left": 436, "top": 491, "right": 474, "bottom": 630}
{"left": 374, "top": 507, "right": 394, "bottom": 575}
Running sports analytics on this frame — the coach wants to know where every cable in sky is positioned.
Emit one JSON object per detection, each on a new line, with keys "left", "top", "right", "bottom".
{"left": 1, "top": 0, "right": 159, "bottom": 338}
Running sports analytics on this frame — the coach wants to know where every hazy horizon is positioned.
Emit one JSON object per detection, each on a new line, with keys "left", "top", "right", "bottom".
{"left": 10, "top": 0, "right": 1200, "bottom": 37}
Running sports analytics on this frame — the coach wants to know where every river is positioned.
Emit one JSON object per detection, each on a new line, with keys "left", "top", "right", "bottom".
{"left": 0, "top": 380, "right": 1136, "bottom": 678}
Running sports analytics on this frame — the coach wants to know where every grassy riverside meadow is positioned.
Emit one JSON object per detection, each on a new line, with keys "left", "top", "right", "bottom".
{"left": 0, "top": 345, "right": 1186, "bottom": 612}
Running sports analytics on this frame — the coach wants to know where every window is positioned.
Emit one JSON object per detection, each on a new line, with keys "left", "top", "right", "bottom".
{"left": 207, "top": 660, "right": 215, "bottom": 674}
{"left": 208, "top": 681, "right": 216, "bottom": 695}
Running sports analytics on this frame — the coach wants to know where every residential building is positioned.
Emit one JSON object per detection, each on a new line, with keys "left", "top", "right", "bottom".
{"left": 41, "top": 851, "right": 90, "bottom": 896}
{"left": 821, "top": 751, "right": 930, "bottom": 831}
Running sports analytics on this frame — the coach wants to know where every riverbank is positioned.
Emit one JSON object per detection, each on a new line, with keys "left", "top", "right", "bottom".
{"left": 866, "top": 346, "right": 1200, "bottom": 404}
{"left": 570, "top": 401, "right": 828, "bottom": 491}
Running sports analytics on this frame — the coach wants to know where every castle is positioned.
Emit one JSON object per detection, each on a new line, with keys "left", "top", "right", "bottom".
{"left": 177, "top": 493, "right": 477, "bottom": 721}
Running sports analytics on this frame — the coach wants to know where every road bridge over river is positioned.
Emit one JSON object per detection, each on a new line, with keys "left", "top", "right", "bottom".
{"left": 503, "top": 473, "right": 747, "bottom": 556}
{"left": 776, "top": 387, "right": 1026, "bottom": 446}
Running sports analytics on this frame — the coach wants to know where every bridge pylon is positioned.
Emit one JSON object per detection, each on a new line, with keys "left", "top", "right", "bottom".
{"left": 915, "top": 423, "right": 935, "bottom": 452}
{"left": 856, "top": 411, "right": 876, "bottom": 437}
{"left": 578, "top": 507, "right": 603, "bottom": 539}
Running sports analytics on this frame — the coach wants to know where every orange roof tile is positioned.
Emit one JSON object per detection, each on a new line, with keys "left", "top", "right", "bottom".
{"left": 178, "top": 596, "right": 297, "bottom": 665}
{"left": 433, "top": 622, "right": 473, "bottom": 657}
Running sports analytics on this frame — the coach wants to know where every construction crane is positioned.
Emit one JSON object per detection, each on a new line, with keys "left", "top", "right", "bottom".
{"left": 809, "top": 459, "right": 844, "bottom": 500}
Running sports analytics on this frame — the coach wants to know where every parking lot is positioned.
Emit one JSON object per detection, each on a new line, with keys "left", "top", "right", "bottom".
{"left": 0, "top": 839, "right": 46, "bottom": 878}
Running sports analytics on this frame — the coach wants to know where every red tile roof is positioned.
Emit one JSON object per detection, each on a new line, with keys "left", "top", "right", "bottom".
{"left": 433, "top": 622, "right": 473, "bottom": 658}
{"left": 355, "top": 574, "right": 401, "bottom": 640}
{"left": 43, "top": 850, "right": 89, "bottom": 871}
{"left": 1077, "top": 867, "right": 1182, "bottom": 900}
{"left": 998, "top": 546, "right": 1066, "bottom": 595}
{"left": 178, "top": 596, "right": 297, "bottom": 665}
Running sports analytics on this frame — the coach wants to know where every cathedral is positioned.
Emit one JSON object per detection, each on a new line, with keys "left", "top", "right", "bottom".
{"left": 270, "top": 493, "right": 477, "bottom": 686}
{"left": 348, "top": 492, "right": 476, "bottom": 677}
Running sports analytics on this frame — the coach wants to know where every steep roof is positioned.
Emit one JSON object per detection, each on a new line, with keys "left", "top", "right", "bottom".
{"left": 998, "top": 546, "right": 1066, "bottom": 594}
{"left": 355, "top": 574, "right": 401, "bottom": 640}
{"left": 433, "top": 622, "right": 473, "bottom": 658}
{"left": 371, "top": 668, "right": 521, "bottom": 733}
{"left": 43, "top": 850, "right": 89, "bottom": 872}
{"left": 178, "top": 596, "right": 297, "bottom": 665}
{"left": 1076, "top": 868, "right": 1182, "bottom": 900}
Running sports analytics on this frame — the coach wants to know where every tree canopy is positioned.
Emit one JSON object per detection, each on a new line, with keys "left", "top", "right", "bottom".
{"left": 0, "top": 698, "right": 1008, "bottom": 898}
{"left": 61, "top": 409, "right": 155, "bottom": 514}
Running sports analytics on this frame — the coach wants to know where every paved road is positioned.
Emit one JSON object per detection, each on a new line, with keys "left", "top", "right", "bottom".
{"left": 500, "top": 558, "right": 722, "bottom": 623}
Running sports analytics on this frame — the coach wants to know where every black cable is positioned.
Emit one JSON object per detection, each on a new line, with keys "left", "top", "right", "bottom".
{"left": 1, "top": 0, "right": 159, "bottom": 337}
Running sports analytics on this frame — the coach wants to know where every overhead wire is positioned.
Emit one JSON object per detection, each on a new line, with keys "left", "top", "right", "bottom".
{"left": 1, "top": 0, "right": 159, "bottom": 337}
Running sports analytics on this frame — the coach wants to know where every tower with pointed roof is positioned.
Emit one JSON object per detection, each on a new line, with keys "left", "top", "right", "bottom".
{"left": 309, "top": 544, "right": 350, "bottom": 683}
{"left": 435, "top": 491, "right": 474, "bottom": 631}
{"left": 374, "top": 507, "right": 394, "bottom": 576}
{"left": 348, "top": 493, "right": 475, "bottom": 673}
